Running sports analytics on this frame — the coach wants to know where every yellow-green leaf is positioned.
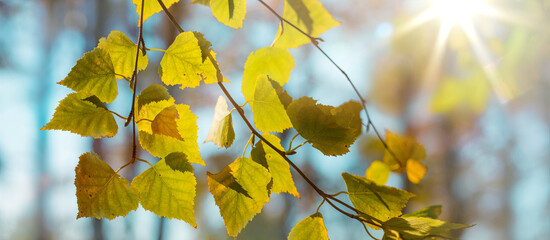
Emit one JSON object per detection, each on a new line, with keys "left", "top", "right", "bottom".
{"left": 207, "top": 157, "right": 271, "bottom": 237}
{"left": 242, "top": 47, "right": 294, "bottom": 103}
{"left": 430, "top": 75, "right": 490, "bottom": 114}
{"left": 75, "top": 152, "right": 138, "bottom": 219}
{"left": 209, "top": 0, "right": 246, "bottom": 29}
{"left": 402, "top": 205, "right": 442, "bottom": 219}
{"left": 288, "top": 212, "right": 329, "bottom": 240}
{"left": 58, "top": 48, "right": 117, "bottom": 103}
{"left": 406, "top": 159, "right": 427, "bottom": 184}
{"left": 287, "top": 97, "right": 362, "bottom": 156}
{"left": 205, "top": 96, "right": 235, "bottom": 148}
{"left": 251, "top": 133, "right": 299, "bottom": 197}
{"left": 366, "top": 160, "right": 390, "bottom": 185}
{"left": 383, "top": 131, "right": 426, "bottom": 173}
{"left": 151, "top": 105, "right": 184, "bottom": 141}
{"left": 132, "top": 159, "right": 197, "bottom": 226}
{"left": 137, "top": 84, "right": 173, "bottom": 112}
{"left": 133, "top": 0, "right": 180, "bottom": 26}
{"left": 273, "top": 0, "right": 340, "bottom": 49}
{"left": 382, "top": 216, "right": 471, "bottom": 240}
{"left": 191, "top": 0, "right": 210, "bottom": 6}
{"left": 137, "top": 101, "right": 204, "bottom": 165}
{"left": 165, "top": 152, "right": 194, "bottom": 173}
{"left": 251, "top": 75, "right": 293, "bottom": 133}
{"left": 160, "top": 32, "right": 219, "bottom": 89}
{"left": 342, "top": 173, "right": 414, "bottom": 225}
{"left": 97, "top": 30, "right": 148, "bottom": 78}
{"left": 42, "top": 93, "right": 118, "bottom": 138}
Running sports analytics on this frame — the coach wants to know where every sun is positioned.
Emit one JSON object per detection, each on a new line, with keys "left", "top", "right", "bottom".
{"left": 431, "top": 0, "right": 488, "bottom": 25}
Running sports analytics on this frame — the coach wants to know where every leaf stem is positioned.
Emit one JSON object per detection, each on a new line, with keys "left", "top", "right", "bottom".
{"left": 289, "top": 140, "right": 308, "bottom": 153}
{"left": 287, "top": 133, "right": 300, "bottom": 150}
{"left": 147, "top": 48, "right": 167, "bottom": 52}
{"left": 135, "top": 118, "right": 153, "bottom": 124}
{"left": 361, "top": 222, "right": 379, "bottom": 240}
{"left": 315, "top": 198, "right": 326, "bottom": 213}
{"left": 136, "top": 157, "right": 155, "bottom": 168}
{"left": 109, "top": 110, "right": 128, "bottom": 120}
{"left": 242, "top": 134, "right": 254, "bottom": 159}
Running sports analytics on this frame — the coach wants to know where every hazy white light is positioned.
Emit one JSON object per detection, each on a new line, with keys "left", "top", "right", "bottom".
{"left": 431, "top": 0, "right": 486, "bottom": 25}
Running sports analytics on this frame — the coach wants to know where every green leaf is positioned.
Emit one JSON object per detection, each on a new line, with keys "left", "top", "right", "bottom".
{"left": 207, "top": 157, "right": 271, "bottom": 237}
{"left": 165, "top": 152, "right": 194, "bottom": 173}
{"left": 382, "top": 216, "right": 471, "bottom": 240}
{"left": 151, "top": 105, "right": 184, "bottom": 141}
{"left": 287, "top": 97, "right": 362, "bottom": 156}
{"left": 58, "top": 48, "right": 117, "bottom": 103}
{"left": 132, "top": 159, "right": 197, "bottom": 227}
{"left": 366, "top": 160, "right": 390, "bottom": 185}
{"left": 97, "top": 30, "right": 148, "bottom": 78}
{"left": 383, "top": 131, "right": 426, "bottom": 174}
{"left": 75, "top": 152, "right": 138, "bottom": 219}
{"left": 342, "top": 173, "right": 415, "bottom": 225}
{"left": 160, "top": 32, "right": 220, "bottom": 89}
{"left": 137, "top": 101, "right": 204, "bottom": 165}
{"left": 402, "top": 205, "right": 442, "bottom": 219}
{"left": 273, "top": 0, "right": 340, "bottom": 49}
{"left": 288, "top": 212, "right": 329, "bottom": 240}
{"left": 251, "top": 75, "right": 293, "bottom": 133}
{"left": 137, "top": 84, "right": 173, "bottom": 112}
{"left": 242, "top": 47, "right": 294, "bottom": 103}
{"left": 251, "top": 133, "right": 299, "bottom": 197}
{"left": 133, "top": 0, "right": 180, "bottom": 26}
{"left": 42, "top": 93, "right": 118, "bottom": 138}
{"left": 209, "top": 0, "right": 246, "bottom": 29}
{"left": 205, "top": 96, "right": 235, "bottom": 148}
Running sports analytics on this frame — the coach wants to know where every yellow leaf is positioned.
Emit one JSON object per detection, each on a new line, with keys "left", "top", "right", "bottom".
{"left": 210, "top": 0, "right": 246, "bottom": 29}
{"left": 383, "top": 131, "right": 426, "bottom": 173}
{"left": 205, "top": 96, "right": 235, "bottom": 148}
{"left": 207, "top": 158, "right": 271, "bottom": 237}
{"left": 288, "top": 213, "right": 329, "bottom": 240}
{"left": 273, "top": 0, "right": 340, "bottom": 49}
{"left": 151, "top": 105, "right": 184, "bottom": 141}
{"left": 251, "top": 75, "right": 293, "bottom": 132}
{"left": 75, "top": 152, "right": 138, "bottom": 219}
{"left": 406, "top": 159, "right": 427, "bottom": 184}
{"left": 160, "top": 32, "right": 220, "bottom": 88}
{"left": 97, "top": 30, "right": 148, "bottom": 78}
{"left": 366, "top": 160, "right": 390, "bottom": 185}
{"left": 132, "top": 159, "right": 197, "bottom": 227}
{"left": 133, "top": 0, "right": 180, "bottom": 26}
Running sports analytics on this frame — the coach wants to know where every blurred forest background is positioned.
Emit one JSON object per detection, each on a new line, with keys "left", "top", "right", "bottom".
{"left": 1, "top": 0, "right": 550, "bottom": 239}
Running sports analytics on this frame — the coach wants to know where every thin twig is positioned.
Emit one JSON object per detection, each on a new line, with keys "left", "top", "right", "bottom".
{"left": 109, "top": 110, "right": 127, "bottom": 120}
{"left": 361, "top": 222, "right": 379, "bottom": 240}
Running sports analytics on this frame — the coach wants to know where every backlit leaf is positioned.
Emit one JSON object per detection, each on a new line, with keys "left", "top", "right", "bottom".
{"left": 287, "top": 97, "right": 362, "bottom": 156}
{"left": 207, "top": 157, "right": 271, "bottom": 237}
{"left": 342, "top": 173, "right": 414, "bottom": 225}
{"left": 242, "top": 47, "right": 294, "bottom": 103}
{"left": 383, "top": 131, "right": 426, "bottom": 174}
{"left": 160, "top": 32, "right": 219, "bottom": 88}
{"left": 251, "top": 75, "right": 293, "bottom": 133}
{"left": 137, "top": 84, "right": 173, "bottom": 112}
{"left": 366, "top": 160, "right": 390, "bottom": 185}
{"left": 165, "top": 152, "right": 194, "bottom": 173}
{"left": 75, "top": 152, "right": 138, "bottom": 219}
{"left": 97, "top": 30, "right": 148, "bottom": 78}
{"left": 205, "top": 96, "right": 235, "bottom": 148}
{"left": 133, "top": 0, "right": 180, "bottom": 26}
{"left": 58, "top": 48, "right": 117, "bottom": 103}
{"left": 151, "top": 105, "right": 184, "bottom": 141}
{"left": 382, "top": 216, "right": 471, "bottom": 240}
{"left": 137, "top": 101, "right": 204, "bottom": 165}
{"left": 273, "top": 0, "right": 340, "bottom": 49}
{"left": 288, "top": 212, "right": 329, "bottom": 240}
{"left": 251, "top": 133, "right": 299, "bottom": 197}
{"left": 406, "top": 159, "right": 427, "bottom": 184}
{"left": 402, "top": 205, "right": 442, "bottom": 219}
{"left": 210, "top": 0, "right": 246, "bottom": 29}
{"left": 42, "top": 93, "right": 117, "bottom": 138}
{"left": 132, "top": 159, "right": 197, "bottom": 226}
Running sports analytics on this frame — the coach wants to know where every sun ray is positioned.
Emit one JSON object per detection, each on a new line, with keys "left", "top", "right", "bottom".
{"left": 460, "top": 20, "right": 517, "bottom": 101}
{"left": 422, "top": 21, "right": 452, "bottom": 93}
